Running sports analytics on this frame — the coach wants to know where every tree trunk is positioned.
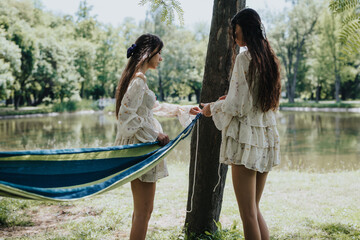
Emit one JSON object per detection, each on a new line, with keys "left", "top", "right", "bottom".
{"left": 80, "top": 81, "right": 85, "bottom": 99}
{"left": 290, "top": 45, "right": 303, "bottom": 103}
{"left": 316, "top": 78, "right": 321, "bottom": 103}
{"left": 185, "top": 0, "right": 244, "bottom": 236}
{"left": 14, "top": 92, "right": 20, "bottom": 110}
{"left": 158, "top": 67, "right": 165, "bottom": 101}
{"left": 334, "top": 56, "right": 341, "bottom": 103}
{"left": 195, "top": 89, "right": 200, "bottom": 103}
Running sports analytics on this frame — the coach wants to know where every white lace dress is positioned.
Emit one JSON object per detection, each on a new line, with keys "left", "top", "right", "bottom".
{"left": 114, "top": 73, "right": 193, "bottom": 182}
{"left": 210, "top": 51, "right": 280, "bottom": 173}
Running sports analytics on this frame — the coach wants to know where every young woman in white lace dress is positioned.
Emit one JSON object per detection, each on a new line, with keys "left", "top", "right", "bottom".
{"left": 199, "top": 9, "right": 281, "bottom": 240}
{"left": 115, "top": 34, "right": 199, "bottom": 240}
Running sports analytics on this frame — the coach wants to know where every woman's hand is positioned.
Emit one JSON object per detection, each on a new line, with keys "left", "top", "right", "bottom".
{"left": 218, "top": 95, "right": 227, "bottom": 100}
{"left": 200, "top": 103, "right": 212, "bottom": 117}
{"left": 189, "top": 106, "right": 202, "bottom": 115}
{"left": 157, "top": 132, "right": 170, "bottom": 146}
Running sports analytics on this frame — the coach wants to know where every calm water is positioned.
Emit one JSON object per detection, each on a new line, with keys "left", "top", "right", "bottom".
{"left": 0, "top": 111, "right": 359, "bottom": 172}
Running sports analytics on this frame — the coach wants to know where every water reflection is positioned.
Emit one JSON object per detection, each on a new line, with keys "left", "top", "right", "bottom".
{"left": 0, "top": 111, "right": 359, "bottom": 172}
{"left": 278, "top": 112, "right": 360, "bottom": 172}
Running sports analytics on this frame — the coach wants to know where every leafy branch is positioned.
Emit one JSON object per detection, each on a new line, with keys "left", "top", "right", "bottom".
{"left": 329, "top": 0, "right": 360, "bottom": 55}
{"left": 139, "top": 0, "right": 184, "bottom": 25}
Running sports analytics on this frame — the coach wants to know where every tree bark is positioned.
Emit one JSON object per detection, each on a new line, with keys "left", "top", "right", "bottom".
{"left": 316, "top": 78, "right": 321, "bottom": 103}
{"left": 185, "top": 0, "right": 244, "bottom": 236}
{"left": 334, "top": 56, "right": 341, "bottom": 103}
{"left": 158, "top": 67, "right": 165, "bottom": 101}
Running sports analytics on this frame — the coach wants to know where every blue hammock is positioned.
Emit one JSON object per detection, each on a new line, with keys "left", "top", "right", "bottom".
{"left": 0, "top": 114, "right": 201, "bottom": 201}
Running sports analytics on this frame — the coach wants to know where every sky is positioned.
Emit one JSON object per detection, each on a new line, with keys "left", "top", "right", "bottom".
{"left": 41, "top": 0, "right": 291, "bottom": 30}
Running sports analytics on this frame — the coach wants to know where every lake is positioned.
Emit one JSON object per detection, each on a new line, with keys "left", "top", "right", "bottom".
{"left": 0, "top": 111, "right": 359, "bottom": 172}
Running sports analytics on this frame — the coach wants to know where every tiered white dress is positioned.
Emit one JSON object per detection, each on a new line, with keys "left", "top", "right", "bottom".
{"left": 114, "top": 72, "right": 192, "bottom": 182}
{"left": 210, "top": 51, "right": 280, "bottom": 172}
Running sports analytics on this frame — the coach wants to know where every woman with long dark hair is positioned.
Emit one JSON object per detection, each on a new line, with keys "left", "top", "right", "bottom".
{"left": 115, "top": 33, "right": 199, "bottom": 239}
{"left": 198, "top": 8, "right": 281, "bottom": 239}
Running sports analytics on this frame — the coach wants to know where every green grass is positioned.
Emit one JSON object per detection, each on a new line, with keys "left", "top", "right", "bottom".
{"left": 280, "top": 101, "right": 360, "bottom": 108}
{"left": 0, "top": 163, "right": 359, "bottom": 239}
{"left": 0, "top": 106, "right": 53, "bottom": 117}
{"left": 0, "top": 100, "right": 99, "bottom": 117}
{"left": 0, "top": 198, "right": 33, "bottom": 227}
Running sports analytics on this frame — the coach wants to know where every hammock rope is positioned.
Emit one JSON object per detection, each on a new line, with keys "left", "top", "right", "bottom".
{"left": 0, "top": 114, "right": 202, "bottom": 201}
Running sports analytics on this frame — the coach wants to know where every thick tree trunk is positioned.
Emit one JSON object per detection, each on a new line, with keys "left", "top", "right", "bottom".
{"left": 185, "top": 0, "right": 244, "bottom": 236}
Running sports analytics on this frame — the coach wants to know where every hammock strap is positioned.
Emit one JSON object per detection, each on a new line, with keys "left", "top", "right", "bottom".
{"left": 186, "top": 119, "right": 199, "bottom": 213}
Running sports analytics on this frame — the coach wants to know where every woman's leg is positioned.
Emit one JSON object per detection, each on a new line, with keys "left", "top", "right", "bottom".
{"left": 232, "top": 164, "right": 261, "bottom": 240}
{"left": 256, "top": 172, "right": 269, "bottom": 240}
{"left": 130, "top": 178, "right": 156, "bottom": 240}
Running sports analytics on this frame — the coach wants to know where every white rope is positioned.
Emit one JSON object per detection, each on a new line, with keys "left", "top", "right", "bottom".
{"left": 186, "top": 120, "right": 199, "bottom": 213}
{"left": 213, "top": 162, "right": 222, "bottom": 192}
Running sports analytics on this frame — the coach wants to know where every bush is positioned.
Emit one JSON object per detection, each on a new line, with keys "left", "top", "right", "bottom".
{"left": 52, "top": 101, "right": 78, "bottom": 112}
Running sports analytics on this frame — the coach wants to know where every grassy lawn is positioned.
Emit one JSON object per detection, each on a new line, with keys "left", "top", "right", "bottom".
{"left": 0, "top": 161, "right": 359, "bottom": 239}
{"left": 279, "top": 101, "right": 360, "bottom": 109}
{"left": 1, "top": 100, "right": 360, "bottom": 118}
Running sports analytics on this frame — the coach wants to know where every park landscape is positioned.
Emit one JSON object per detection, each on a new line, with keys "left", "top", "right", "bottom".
{"left": 0, "top": 0, "right": 360, "bottom": 239}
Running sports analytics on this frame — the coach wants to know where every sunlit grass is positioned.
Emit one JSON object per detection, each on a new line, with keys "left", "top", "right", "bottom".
{"left": 1, "top": 163, "right": 359, "bottom": 239}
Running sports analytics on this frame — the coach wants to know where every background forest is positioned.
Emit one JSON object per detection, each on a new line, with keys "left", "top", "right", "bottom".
{"left": 0, "top": 0, "right": 359, "bottom": 111}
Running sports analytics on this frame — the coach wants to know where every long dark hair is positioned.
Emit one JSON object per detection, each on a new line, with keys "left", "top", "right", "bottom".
{"left": 231, "top": 8, "right": 281, "bottom": 112}
{"left": 115, "top": 34, "right": 163, "bottom": 118}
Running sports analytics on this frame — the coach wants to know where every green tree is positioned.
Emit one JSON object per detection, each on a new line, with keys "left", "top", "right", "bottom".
{"left": 10, "top": 22, "right": 37, "bottom": 109}
{"left": 95, "top": 25, "right": 126, "bottom": 99}
{"left": 0, "top": 28, "right": 21, "bottom": 101}
{"left": 75, "top": 0, "right": 97, "bottom": 40}
{"left": 269, "top": 0, "right": 320, "bottom": 103}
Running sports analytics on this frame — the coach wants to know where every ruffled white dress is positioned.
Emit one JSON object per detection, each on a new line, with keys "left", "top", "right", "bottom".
{"left": 210, "top": 51, "right": 280, "bottom": 173}
{"left": 114, "top": 72, "right": 192, "bottom": 182}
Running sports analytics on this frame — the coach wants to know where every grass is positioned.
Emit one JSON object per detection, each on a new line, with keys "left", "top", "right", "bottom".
{"left": 0, "top": 106, "right": 53, "bottom": 117}
{"left": 1, "top": 100, "right": 360, "bottom": 117}
{"left": 280, "top": 101, "right": 360, "bottom": 108}
{"left": 0, "top": 161, "right": 359, "bottom": 239}
{"left": 0, "top": 100, "right": 99, "bottom": 117}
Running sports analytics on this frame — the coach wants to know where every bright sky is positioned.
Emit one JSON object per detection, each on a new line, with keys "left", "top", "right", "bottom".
{"left": 42, "top": 0, "right": 291, "bottom": 29}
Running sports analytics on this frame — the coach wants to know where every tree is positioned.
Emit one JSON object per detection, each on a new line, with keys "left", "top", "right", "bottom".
{"left": 185, "top": 0, "right": 244, "bottom": 235}
{"left": 270, "top": 0, "right": 319, "bottom": 103}
{"left": 11, "top": 22, "right": 37, "bottom": 109}
{"left": 316, "top": 10, "right": 344, "bottom": 102}
{"left": 94, "top": 25, "right": 126, "bottom": 99}
{"left": 0, "top": 28, "right": 21, "bottom": 101}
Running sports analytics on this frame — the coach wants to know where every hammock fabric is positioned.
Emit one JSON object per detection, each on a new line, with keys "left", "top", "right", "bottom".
{"left": 0, "top": 114, "right": 201, "bottom": 201}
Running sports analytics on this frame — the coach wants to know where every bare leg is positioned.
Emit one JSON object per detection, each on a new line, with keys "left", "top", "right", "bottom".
{"left": 256, "top": 172, "right": 269, "bottom": 240}
{"left": 130, "top": 179, "right": 156, "bottom": 240}
{"left": 232, "top": 165, "right": 261, "bottom": 240}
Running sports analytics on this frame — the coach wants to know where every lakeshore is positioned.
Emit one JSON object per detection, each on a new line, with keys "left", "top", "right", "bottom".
{"left": 1, "top": 101, "right": 360, "bottom": 119}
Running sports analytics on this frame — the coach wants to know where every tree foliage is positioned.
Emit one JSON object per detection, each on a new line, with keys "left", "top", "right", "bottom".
{"left": 139, "top": 0, "right": 184, "bottom": 25}
{"left": 269, "top": 0, "right": 360, "bottom": 102}
{"left": 329, "top": 0, "right": 360, "bottom": 55}
{"left": 0, "top": 0, "right": 206, "bottom": 108}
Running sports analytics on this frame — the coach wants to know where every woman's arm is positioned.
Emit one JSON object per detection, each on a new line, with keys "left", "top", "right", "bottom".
{"left": 153, "top": 102, "right": 199, "bottom": 127}
{"left": 202, "top": 54, "right": 252, "bottom": 130}
{"left": 118, "top": 78, "right": 159, "bottom": 141}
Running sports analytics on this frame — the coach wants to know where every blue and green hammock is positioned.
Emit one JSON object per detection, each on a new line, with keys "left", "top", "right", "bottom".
{"left": 0, "top": 114, "right": 201, "bottom": 201}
